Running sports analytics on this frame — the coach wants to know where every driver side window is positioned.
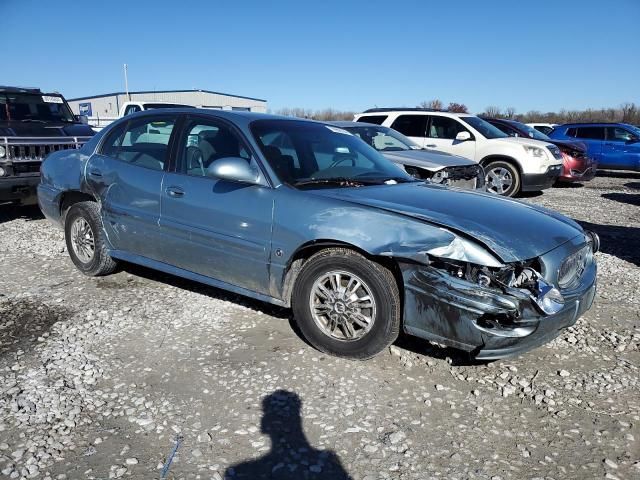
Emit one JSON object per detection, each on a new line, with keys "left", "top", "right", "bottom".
{"left": 607, "top": 127, "right": 634, "bottom": 142}
{"left": 178, "top": 118, "right": 251, "bottom": 177}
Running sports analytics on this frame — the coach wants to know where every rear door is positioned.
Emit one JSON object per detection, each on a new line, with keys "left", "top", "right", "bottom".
{"left": 603, "top": 126, "right": 639, "bottom": 169}
{"left": 159, "top": 115, "right": 274, "bottom": 294}
{"left": 423, "top": 115, "right": 476, "bottom": 160}
{"left": 389, "top": 114, "right": 428, "bottom": 147}
{"left": 573, "top": 126, "right": 605, "bottom": 164}
{"left": 85, "top": 114, "right": 178, "bottom": 261}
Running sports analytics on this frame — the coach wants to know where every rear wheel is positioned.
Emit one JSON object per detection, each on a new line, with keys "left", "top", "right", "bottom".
{"left": 292, "top": 248, "right": 401, "bottom": 359}
{"left": 485, "top": 161, "right": 521, "bottom": 197}
{"left": 64, "top": 201, "right": 118, "bottom": 276}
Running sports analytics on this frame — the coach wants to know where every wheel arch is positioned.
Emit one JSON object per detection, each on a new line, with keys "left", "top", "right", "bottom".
{"left": 479, "top": 155, "right": 523, "bottom": 175}
{"left": 59, "top": 191, "right": 99, "bottom": 218}
{"left": 280, "top": 239, "right": 404, "bottom": 309}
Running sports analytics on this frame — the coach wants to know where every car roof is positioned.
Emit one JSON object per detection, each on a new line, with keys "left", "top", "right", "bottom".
{"left": 556, "top": 122, "right": 634, "bottom": 127}
{"left": 360, "top": 108, "right": 469, "bottom": 117}
{"left": 121, "top": 107, "right": 300, "bottom": 122}
{"left": 484, "top": 117, "right": 526, "bottom": 128}
{"left": 105, "top": 108, "right": 335, "bottom": 133}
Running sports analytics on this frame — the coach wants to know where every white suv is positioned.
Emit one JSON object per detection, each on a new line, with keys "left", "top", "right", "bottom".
{"left": 354, "top": 109, "right": 563, "bottom": 196}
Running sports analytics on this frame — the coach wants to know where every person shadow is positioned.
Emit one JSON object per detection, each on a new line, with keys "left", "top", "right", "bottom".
{"left": 224, "top": 390, "right": 353, "bottom": 480}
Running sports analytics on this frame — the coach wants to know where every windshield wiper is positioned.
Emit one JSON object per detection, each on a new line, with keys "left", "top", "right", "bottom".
{"left": 294, "top": 176, "right": 417, "bottom": 188}
{"left": 293, "top": 177, "right": 385, "bottom": 188}
{"left": 20, "top": 119, "right": 47, "bottom": 123}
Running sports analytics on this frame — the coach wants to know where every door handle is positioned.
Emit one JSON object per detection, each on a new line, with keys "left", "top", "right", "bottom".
{"left": 88, "top": 169, "right": 102, "bottom": 177}
{"left": 165, "top": 186, "right": 185, "bottom": 198}
{"left": 426, "top": 144, "right": 437, "bottom": 148}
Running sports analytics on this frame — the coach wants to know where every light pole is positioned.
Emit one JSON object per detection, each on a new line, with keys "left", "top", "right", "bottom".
{"left": 124, "top": 64, "right": 130, "bottom": 100}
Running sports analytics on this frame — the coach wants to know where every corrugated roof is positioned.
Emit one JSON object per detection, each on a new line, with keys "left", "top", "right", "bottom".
{"left": 68, "top": 89, "right": 266, "bottom": 103}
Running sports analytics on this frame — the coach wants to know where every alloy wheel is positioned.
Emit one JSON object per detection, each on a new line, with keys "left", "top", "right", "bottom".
{"left": 486, "top": 167, "right": 513, "bottom": 195}
{"left": 70, "top": 217, "right": 95, "bottom": 263}
{"left": 309, "top": 270, "right": 376, "bottom": 342}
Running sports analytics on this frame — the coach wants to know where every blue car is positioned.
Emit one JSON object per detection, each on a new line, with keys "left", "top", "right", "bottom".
{"left": 549, "top": 123, "right": 640, "bottom": 171}
{"left": 38, "top": 109, "right": 598, "bottom": 360}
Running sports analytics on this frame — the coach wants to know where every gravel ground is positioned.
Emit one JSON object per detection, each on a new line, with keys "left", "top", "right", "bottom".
{"left": 0, "top": 172, "right": 638, "bottom": 480}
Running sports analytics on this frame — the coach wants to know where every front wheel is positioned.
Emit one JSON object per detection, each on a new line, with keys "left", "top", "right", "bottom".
{"left": 64, "top": 201, "right": 118, "bottom": 276}
{"left": 292, "top": 248, "right": 401, "bottom": 359}
{"left": 484, "top": 161, "right": 521, "bottom": 197}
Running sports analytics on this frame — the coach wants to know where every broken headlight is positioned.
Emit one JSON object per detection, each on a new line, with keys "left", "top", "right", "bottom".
{"left": 558, "top": 244, "right": 592, "bottom": 289}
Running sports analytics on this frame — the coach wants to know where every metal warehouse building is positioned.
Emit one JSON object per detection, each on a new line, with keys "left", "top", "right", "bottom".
{"left": 66, "top": 89, "right": 268, "bottom": 121}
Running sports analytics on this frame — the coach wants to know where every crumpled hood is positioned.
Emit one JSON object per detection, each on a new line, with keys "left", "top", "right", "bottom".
{"left": 312, "top": 183, "right": 584, "bottom": 262}
{"left": 0, "top": 121, "right": 95, "bottom": 137}
{"left": 381, "top": 149, "right": 476, "bottom": 171}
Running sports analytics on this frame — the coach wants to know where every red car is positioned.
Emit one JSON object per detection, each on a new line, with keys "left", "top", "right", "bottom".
{"left": 485, "top": 118, "right": 597, "bottom": 182}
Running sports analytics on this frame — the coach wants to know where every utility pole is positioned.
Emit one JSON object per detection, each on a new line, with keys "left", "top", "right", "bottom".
{"left": 123, "top": 64, "right": 130, "bottom": 100}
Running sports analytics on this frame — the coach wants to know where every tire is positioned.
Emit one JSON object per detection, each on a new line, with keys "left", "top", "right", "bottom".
{"left": 291, "top": 248, "right": 401, "bottom": 359}
{"left": 64, "top": 201, "right": 118, "bottom": 276}
{"left": 484, "top": 160, "right": 521, "bottom": 197}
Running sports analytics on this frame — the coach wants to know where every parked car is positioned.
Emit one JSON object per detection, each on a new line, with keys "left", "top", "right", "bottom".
{"left": 484, "top": 118, "right": 597, "bottom": 183}
{"left": 0, "top": 86, "right": 94, "bottom": 206}
{"left": 354, "top": 108, "right": 563, "bottom": 197}
{"left": 527, "top": 123, "right": 557, "bottom": 135}
{"left": 326, "top": 121, "right": 484, "bottom": 190}
{"left": 87, "top": 101, "right": 195, "bottom": 132}
{"left": 549, "top": 123, "right": 640, "bottom": 171}
{"left": 38, "top": 109, "right": 598, "bottom": 361}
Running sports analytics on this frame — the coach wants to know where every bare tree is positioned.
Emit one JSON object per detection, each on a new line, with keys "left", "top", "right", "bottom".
{"left": 621, "top": 102, "right": 637, "bottom": 123}
{"left": 447, "top": 102, "right": 468, "bottom": 113}
{"left": 483, "top": 106, "right": 502, "bottom": 118}
{"left": 419, "top": 99, "right": 444, "bottom": 110}
{"left": 505, "top": 107, "right": 516, "bottom": 119}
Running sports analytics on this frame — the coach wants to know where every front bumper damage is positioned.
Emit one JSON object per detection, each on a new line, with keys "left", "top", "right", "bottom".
{"left": 400, "top": 240, "right": 597, "bottom": 360}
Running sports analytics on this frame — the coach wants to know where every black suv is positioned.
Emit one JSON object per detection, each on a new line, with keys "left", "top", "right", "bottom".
{"left": 0, "top": 86, "right": 94, "bottom": 205}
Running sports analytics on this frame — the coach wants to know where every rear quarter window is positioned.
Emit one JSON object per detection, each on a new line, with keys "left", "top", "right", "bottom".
{"left": 356, "top": 115, "right": 387, "bottom": 125}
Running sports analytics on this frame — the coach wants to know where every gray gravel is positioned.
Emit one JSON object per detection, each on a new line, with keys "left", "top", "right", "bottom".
{"left": 0, "top": 172, "right": 639, "bottom": 480}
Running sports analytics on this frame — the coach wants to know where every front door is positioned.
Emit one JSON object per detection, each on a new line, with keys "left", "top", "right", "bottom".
{"left": 423, "top": 115, "right": 477, "bottom": 160}
{"left": 603, "top": 126, "right": 640, "bottom": 169}
{"left": 159, "top": 115, "right": 274, "bottom": 295}
{"left": 85, "top": 115, "right": 178, "bottom": 261}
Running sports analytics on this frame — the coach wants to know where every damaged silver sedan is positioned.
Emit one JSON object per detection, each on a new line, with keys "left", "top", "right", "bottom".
{"left": 38, "top": 110, "right": 598, "bottom": 360}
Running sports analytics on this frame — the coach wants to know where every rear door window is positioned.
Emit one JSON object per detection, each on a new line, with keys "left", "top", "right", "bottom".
{"left": 575, "top": 127, "right": 605, "bottom": 140}
{"left": 390, "top": 115, "right": 428, "bottom": 137}
{"left": 101, "top": 116, "right": 177, "bottom": 171}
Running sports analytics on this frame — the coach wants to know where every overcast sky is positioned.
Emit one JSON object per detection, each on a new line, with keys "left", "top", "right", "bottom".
{"left": 2, "top": 0, "right": 639, "bottom": 114}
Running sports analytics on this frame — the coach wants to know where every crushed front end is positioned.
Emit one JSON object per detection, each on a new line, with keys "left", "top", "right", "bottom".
{"left": 405, "top": 164, "right": 485, "bottom": 191}
{"left": 401, "top": 232, "right": 598, "bottom": 359}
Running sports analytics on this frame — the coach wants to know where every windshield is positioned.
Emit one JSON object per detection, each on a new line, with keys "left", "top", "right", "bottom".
{"left": 514, "top": 121, "right": 551, "bottom": 141}
{"left": 250, "top": 120, "right": 416, "bottom": 188}
{"left": 627, "top": 125, "right": 640, "bottom": 137}
{"left": 0, "top": 92, "right": 76, "bottom": 122}
{"left": 459, "top": 116, "right": 508, "bottom": 139}
{"left": 343, "top": 125, "right": 420, "bottom": 151}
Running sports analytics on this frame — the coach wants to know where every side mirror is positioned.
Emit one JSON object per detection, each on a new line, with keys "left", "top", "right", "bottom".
{"left": 455, "top": 131, "right": 472, "bottom": 142}
{"left": 76, "top": 114, "right": 89, "bottom": 124}
{"left": 207, "top": 157, "right": 260, "bottom": 184}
